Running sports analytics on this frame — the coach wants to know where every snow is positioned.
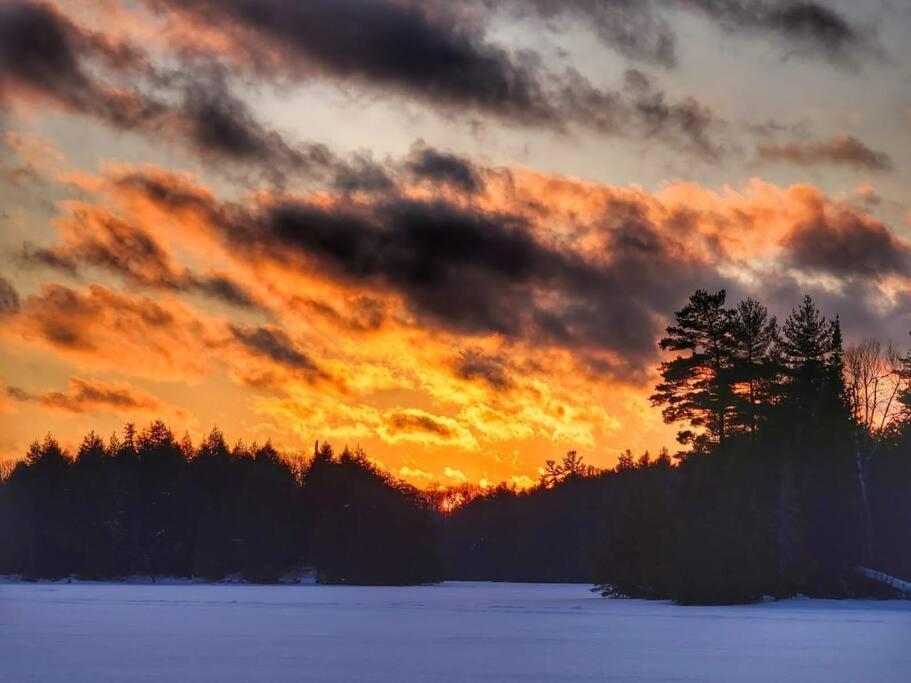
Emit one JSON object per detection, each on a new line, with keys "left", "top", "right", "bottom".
{"left": 1, "top": 582, "right": 909, "bottom": 682}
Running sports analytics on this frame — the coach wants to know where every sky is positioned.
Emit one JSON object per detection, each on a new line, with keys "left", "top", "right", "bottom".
{"left": 1, "top": 0, "right": 910, "bottom": 488}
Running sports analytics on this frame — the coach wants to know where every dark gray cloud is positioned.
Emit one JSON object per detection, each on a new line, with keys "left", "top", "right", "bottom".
{"left": 406, "top": 145, "right": 484, "bottom": 193}
{"left": 781, "top": 211, "right": 911, "bottom": 278}
{"left": 676, "top": 0, "right": 872, "bottom": 64}
{"left": 756, "top": 135, "right": 893, "bottom": 172}
{"left": 177, "top": 74, "right": 338, "bottom": 183}
{"left": 149, "top": 0, "right": 555, "bottom": 123}
{"left": 331, "top": 153, "right": 398, "bottom": 194}
{"left": 238, "top": 198, "right": 565, "bottom": 338}
{"left": 0, "top": 276, "right": 20, "bottom": 315}
{"left": 230, "top": 324, "right": 321, "bottom": 373}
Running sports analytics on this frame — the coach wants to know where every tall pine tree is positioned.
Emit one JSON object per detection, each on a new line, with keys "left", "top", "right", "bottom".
{"left": 652, "top": 290, "right": 736, "bottom": 451}
{"left": 730, "top": 298, "right": 779, "bottom": 439}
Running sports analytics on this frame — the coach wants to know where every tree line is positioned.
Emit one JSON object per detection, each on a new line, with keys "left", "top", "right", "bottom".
{"left": 1, "top": 290, "right": 909, "bottom": 603}
{"left": 0, "top": 427, "right": 441, "bottom": 585}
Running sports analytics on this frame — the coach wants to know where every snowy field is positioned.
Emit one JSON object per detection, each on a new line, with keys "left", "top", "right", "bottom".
{"left": 1, "top": 582, "right": 909, "bottom": 682}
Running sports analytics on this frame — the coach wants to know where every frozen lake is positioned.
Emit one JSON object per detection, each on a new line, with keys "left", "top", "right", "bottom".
{"left": 1, "top": 582, "right": 909, "bottom": 682}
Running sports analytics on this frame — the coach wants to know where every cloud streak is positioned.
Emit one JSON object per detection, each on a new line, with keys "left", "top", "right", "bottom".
{"left": 757, "top": 135, "right": 893, "bottom": 172}
{"left": 17, "top": 283, "right": 219, "bottom": 381}
{"left": 481, "top": 0, "right": 874, "bottom": 67}
{"left": 230, "top": 324, "right": 322, "bottom": 376}
{"left": 379, "top": 409, "right": 478, "bottom": 448}
{"left": 21, "top": 204, "right": 261, "bottom": 309}
{"left": 7, "top": 376, "right": 163, "bottom": 415}
{"left": 677, "top": 0, "right": 874, "bottom": 65}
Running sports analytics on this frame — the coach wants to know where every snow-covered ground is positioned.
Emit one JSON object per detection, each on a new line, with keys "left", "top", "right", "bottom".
{"left": 1, "top": 582, "right": 909, "bottom": 682}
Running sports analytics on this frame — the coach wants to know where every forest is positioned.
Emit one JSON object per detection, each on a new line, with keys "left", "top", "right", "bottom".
{"left": 1, "top": 291, "right": 909, "bottom": 604}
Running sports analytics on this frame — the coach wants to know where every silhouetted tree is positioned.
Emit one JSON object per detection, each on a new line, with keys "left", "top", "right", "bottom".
{"left": 539, "top": 450, "right": 592, "bottom": 487}
{"left": 20, "top": 436, "right": 76, "bottom": 578}
{"left": 652, "top": 289, "right": 736, "bottom": 451}
{"left": 730, "top": 298, "right": 779, "bottom": 438}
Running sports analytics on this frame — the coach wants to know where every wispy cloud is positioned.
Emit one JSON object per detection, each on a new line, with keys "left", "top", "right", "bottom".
{"left": 757, "top": 135, "right": 893, "bottom": 172}
{"left": 7, "top": 376, "right": 165, "bottom": 415}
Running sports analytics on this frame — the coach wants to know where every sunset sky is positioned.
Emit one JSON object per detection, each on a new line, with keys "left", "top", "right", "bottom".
{"left": 1, "top": 0, "right": 910, "bottom": 487}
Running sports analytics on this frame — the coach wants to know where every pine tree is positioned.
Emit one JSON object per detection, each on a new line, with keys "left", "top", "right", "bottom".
{"left": 616, "top": 449, "right": 636, "bottom": 471}
{"left": 825, "top": 316, "right": 850, "bottom": 416}
{"left": 777, "top": 298, "right": 861, "bottom": 587}
{"left": 779, "top": 296, "right": 832, "bottom": 403}
{"left": 777, "top": 296, "right": 850, "bottom": 427}
{"left": 730, "top": 298, "right": 778, "bottom": 438}
{"left": 652, "top": 290, "right": 735, "bottom": 450}
{"left": 121, "top": 423, "right": 137, "bottom": 458}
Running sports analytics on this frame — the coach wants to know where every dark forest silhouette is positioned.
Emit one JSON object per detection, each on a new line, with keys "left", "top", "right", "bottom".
{"left": 1, "top": 291, "right": 910, "bottom": 603}
{"left": 0, "top": 430, "right": 441, "bottom": 585}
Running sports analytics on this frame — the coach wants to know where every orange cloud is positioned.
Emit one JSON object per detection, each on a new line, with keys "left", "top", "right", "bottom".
{"left": 378, "top": 409, "right": 478, "bottom": 449}
{"left": 15, "top": 283, "right": 221, "bottom": 382}
{"left": 6, "top": 376, "right": 169, "bottom": 416}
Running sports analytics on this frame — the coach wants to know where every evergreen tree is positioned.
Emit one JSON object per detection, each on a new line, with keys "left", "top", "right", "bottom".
{"left": 21, "top": 436, "right": 75, "bottom": 578}
{"left": 776, "top": 298, "right": 860, "bottom": 590}
{"left": 652, "top": 289, "right": 735, "bottom": 450}
{"left": 71, "top": 432, "right": 116, "bottom": 577}
{"left": 778, "top": 296, "right": 845, "bottom": 420}
{"left": 730, "top": 298, "right": 778, "bottom": 437}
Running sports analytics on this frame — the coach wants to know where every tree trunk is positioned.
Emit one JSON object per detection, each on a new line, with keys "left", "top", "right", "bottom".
{"left": 852, "top": 429, "right": 874, "bottom": 562}
{"left": 854, "top": 566, "right": 911, "bottom": 596}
